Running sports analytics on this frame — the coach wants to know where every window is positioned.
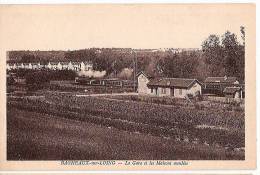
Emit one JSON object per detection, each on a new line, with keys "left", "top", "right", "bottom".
{"left": 179, "top": 89, "right": 182, "bottom": 95}
{"left": 161, "top": 88, "right": 166, "bottom": 94}
{"left": 151, "top": 88, "right": 153, "bottom": 93}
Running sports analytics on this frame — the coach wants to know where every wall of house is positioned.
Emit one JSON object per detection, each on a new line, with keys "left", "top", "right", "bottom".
{"left": 174, "top": 88, "right": 187, "bottom": 98}
{"left": 168, "top": 82, "right": 202, "bottom": 98}
{"left": 137, "top": 74, "right": 150, "bottom": 94}
{"left": 157, "top": 87, "right": 171, "bottom": 97}
{"left": 187, "top": 82, "right": 202, "bottom": 96}
{"left": 234, "top": 91, "right": 240, "bottom": 99}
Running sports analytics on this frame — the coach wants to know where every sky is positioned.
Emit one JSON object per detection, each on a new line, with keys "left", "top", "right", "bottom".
{"left": 0, "top": 4, "right": 253, "bottom": 53}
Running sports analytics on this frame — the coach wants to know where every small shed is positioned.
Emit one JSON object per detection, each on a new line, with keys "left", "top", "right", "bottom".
{"left": 223, "top": 87, "right": 242, "bottom": 99}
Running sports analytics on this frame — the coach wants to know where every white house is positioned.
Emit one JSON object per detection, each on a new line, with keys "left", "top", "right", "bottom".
{"left": 137, "top": 71, "right": 202, "bottom": 98}
{"left": 57, "top": 62, "right": 63, "bottom": 70}
{"left": 7, "top": 63, "right": 17, "bottom": 70}
{"left": 137, "top": 71, "right": 152, "bottom": 94}
{"left": 7, "top": 60, "right": 93, "bottom": 72}
{"left": 60, "top": 62, "right": 70, "bottom": 70}
{"left": 16, "top": 63, "right": 24, "bottom": 69}
{"left": 6, "top": 63, "right": 11, "bottom": 70}
{"left": 71, "top": 62, "right": 81, "bottom": 71}
{"left": 48, "top": 62, "right": 58, "bottom": 70}
{"left": 67, "top": 61, "right": 74, "bottom": 70}
{"left": 31, "top": 63, "right": 41, "bottom": 69}
{"left": 80, "top": 61, "right": 93, "bottom": 71}
{"left": 147, "top": 78, "right": 202, "bottom": 98}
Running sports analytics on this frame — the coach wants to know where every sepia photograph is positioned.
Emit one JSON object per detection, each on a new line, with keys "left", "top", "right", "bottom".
{"left": 0, "top": 3, "right": 256, "bottom": 170}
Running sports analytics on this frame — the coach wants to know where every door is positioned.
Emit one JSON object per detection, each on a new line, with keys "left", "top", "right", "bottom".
{"left": 170, "top": 88, "right": 174, "bottom": 96}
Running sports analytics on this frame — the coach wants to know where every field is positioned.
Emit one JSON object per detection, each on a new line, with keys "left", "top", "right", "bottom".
{"left": 7, "top": 90, "right": 245, "bottom": 160}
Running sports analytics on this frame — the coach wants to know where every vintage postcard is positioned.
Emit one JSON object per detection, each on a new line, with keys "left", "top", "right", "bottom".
{"left": 0, "top": 4, "right": 256, "bottom": 170}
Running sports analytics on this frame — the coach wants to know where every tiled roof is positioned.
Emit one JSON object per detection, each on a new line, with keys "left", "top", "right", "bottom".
{"left": 205, "top": 76, "right": 237, "bottom": 83}
{"left": 223, "top": 87, "right": 241, "bottom": 94}
{"left": 147, "top": 77, "right": 200, "bottom": 88}
{"left": 136, "top": 71, "right": 153, "bottom": 79}
{"left": 49, "top": 62, "right": 59, "bottom": 65}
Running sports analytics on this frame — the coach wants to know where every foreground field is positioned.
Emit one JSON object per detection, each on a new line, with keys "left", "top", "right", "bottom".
{"left": 7, "top": 91, "right": 245, "bottom": 160}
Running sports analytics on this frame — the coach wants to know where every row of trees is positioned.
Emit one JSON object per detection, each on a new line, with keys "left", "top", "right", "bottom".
{"left": 154, "top": 27, "right": 245, "bottom": 82}
{"left": 8, "top": 27, "right": 245, "bottom": 82}
{"left": 201, "top": 27, "right": 245, "bottom": 81}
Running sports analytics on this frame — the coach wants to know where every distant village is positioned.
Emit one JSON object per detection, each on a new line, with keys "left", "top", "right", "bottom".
{"left": 6, "top": 61, "right": 93, "bottom": 72}
{"left": 137, "top": 71, "right": 244, "bottom": 100}
{"left": 7, "top": 59, "right": 244, "bottom": 101}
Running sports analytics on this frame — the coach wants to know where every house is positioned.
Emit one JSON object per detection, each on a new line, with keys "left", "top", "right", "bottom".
{"left": 204, "top": 76, "right": 239, "bottom": 95}
{"left": 223, "top": 87, "right": 243, "bottom": 99}
{"left": 67, "top": 62, "right": 74, "bottom": 70}
{"left": 147, "top": 77, "right": 202, "bottom": 98}
{"left": 6, "top": 60, "right": 93, "bottom": 72}
{"left": 80, "top": 61, "right": 93, "bottom": 71}
{"left": 16, "top": 63, "right": 24, "bottom": 69}
{"left": 47, "top": 62, "right": 58, "bottom": 70}
{"left": 137, "top": 71, "right": 153, "bottom": 94}
{"left": 60, "top": 62, "right": 70, "bottom": 70}
{"left": 6, "top": 63, "right": 11, "bottom": 70}
{"left": 23, "top": 63, "right": 32, "bottom": 69}
{"left": 71, "top": 62, "right": 81, "bottom": 71}
{"left": 31, "top": 63, "right": 41, "bottom": 69}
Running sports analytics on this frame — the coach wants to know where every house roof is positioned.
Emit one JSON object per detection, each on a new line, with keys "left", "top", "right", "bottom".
{"left": 136, "top": 71, "right": 153, "bottom": 79}
{"left": 147, "top": 77, "right": 201, "bottom": 88}
{"left": 71, "top": 62, "right": 81, "bottom": 65}
{"left": 49, "top": 62, "right": 59, "bottom": 65}
{"left": 223, "top": 87, "right": 241, "bottom": 94}
{"left": 205, "top": 76, "right": 238, "bottom": 83}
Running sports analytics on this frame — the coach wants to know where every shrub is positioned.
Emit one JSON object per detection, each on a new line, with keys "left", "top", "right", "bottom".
{"left": 25, "top": 71, "right": 51, "bottom": 91}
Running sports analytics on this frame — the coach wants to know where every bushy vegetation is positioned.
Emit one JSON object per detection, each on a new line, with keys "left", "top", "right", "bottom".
{"left": 8, "top": 28, "right": 245, "bottom": 82}
{"left": 8, "top": 91, "right": 245, "bottom": 151}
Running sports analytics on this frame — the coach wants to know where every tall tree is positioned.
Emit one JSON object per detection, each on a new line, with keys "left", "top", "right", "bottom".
{"left": 201, "top": 34, "right": 224, "bottom": 76}
{"left": 221, "top": 31, "right": 240, "bottom": 77}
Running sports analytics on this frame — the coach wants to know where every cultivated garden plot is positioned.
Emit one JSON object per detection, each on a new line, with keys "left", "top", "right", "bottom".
{"left": 7, "top": 91, "right": 244, "bottom": 160}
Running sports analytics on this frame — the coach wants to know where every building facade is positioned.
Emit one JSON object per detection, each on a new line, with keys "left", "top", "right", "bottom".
{"left": 223, "top": 86, "right": 243, "bottom": 99}
{"left": 204, "top": 76, "right": 239, "bottom": 95}
{"left": 137, "top": 71, "right": 152, "bottom": 94}
{"left": 6, "top": 61, "right": 93, "bottom": 72}
{"left": 147, "top": 78, "right": 202, "bottom": 98}
{"left": 137, "top": 71, "right": 202, "bottom": 98}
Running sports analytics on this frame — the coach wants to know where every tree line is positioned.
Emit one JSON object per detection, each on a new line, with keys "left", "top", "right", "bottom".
{"left": 8, "top": 27, "right": 245, "bottom": 82}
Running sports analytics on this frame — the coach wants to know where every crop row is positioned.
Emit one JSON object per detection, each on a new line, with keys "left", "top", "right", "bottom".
{"left": 8, "top": 95, "right": 245, "bottom": 148}
{"left": 44, "top": 92, "right": 245, "bottom": 130}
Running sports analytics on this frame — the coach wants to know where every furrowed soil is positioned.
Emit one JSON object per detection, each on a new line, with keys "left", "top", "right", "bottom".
{"left": 7, "top": 91, "right": 245, "bottom": 160}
